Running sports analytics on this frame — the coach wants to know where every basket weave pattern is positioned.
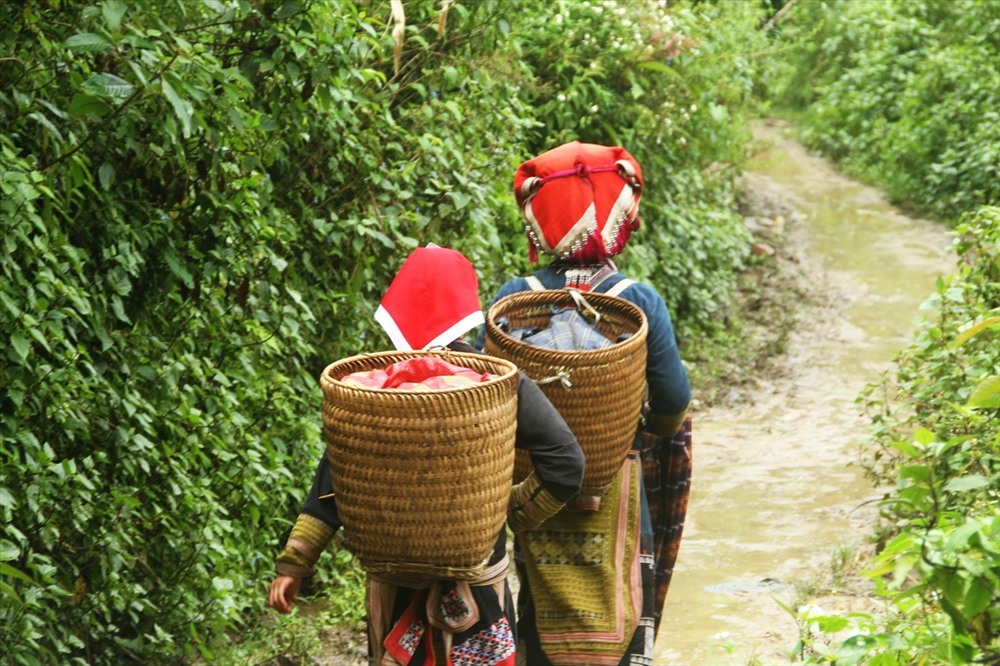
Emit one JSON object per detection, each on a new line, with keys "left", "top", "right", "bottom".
{"left": 484, "top": 290, "right": 648, "bottom": 498}
{"left": 320, "top": 350, "right": 519, "bottom": 579}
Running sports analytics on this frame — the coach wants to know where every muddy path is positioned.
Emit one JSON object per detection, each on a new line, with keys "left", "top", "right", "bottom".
{"left": 655, "top": 120, "right": 955, "bottom": 664}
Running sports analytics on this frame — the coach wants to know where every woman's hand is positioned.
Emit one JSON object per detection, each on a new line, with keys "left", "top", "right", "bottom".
{"left": 268, "top": 575, "right": 302, "bottom": 614}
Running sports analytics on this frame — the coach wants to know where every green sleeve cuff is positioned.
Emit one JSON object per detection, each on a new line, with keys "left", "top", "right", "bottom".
{"left": 508, "top": 472, "right": 567, "bottom": 534}
{"left": 649, "top": 410, "right": 687, "bottom": 437}
{"left": 275, "top": 514, "right": 336, "bottom": 578}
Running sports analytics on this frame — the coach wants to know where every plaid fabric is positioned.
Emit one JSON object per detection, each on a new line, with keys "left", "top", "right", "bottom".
{"left": 637, "top": 417, "right": 693, "bottom": 634}
{"left": 503, "top": 308, "right": 615, "bottom": 351}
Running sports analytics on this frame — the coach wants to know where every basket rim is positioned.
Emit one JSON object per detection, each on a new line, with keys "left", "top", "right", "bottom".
{"left": 485, "top": 288, "right": 649, "bottom": 358}
{"left": 321, "top": 348, "right": 519, "bottom": 395}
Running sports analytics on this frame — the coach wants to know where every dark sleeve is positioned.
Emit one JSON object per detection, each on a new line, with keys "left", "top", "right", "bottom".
{"left": 514, "top": 374, "right": 585, "bottom": 503}
{"left": 621, "top": 281, "right": 691, "bottom": 416}
{"left": 474, "top": 278, "right": 529, "bottom": 350}
{"left": 300, "top": 453, "right": 342, "bottom": 531}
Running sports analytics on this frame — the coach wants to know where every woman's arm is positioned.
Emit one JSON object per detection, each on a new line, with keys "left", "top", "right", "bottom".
{"left": 269, "top": 455, "right": 341, "bottom": 612}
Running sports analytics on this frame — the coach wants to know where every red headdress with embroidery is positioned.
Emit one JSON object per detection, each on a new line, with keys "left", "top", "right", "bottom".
{"left": 373, "top": 244, "right": 484, "bottom": 351}
{"left": 514, "top": 141, "right": 643, "bottom": 263}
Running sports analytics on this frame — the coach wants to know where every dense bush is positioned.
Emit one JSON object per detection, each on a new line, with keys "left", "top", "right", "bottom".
{"left": 764, "top": 0, "right": 999, "bottom": 221}
{"left": 1, "top": 0, "right": 770, "bottom": 662}
{"left": 0, "top": 1, "right": 532, "bottom": 662}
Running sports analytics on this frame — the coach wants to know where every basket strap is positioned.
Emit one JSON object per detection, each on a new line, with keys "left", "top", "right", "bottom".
{"left": 603, "top": 277, "right": 635, "bottom": 298}
{"left": 524, "top": 275, "right": 545, "bottom": 291}
{"left": 367, "top": 552, "right": 511, "bottom": 589}
{"left": 568, "top": 288, "right": 602, "bottom": 323}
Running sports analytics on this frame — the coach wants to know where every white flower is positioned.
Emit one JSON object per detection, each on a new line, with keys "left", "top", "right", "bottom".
{"left": 591, "top": 104, "right": 599, "bottom": 112}
{"left": 557, "top": 94, "right": 567, "bottom": 102}
{"left": 690, "top": 104, "right": 698, "bottom": 112}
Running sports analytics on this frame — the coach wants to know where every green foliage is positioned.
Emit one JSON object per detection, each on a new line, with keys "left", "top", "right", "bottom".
{"left": 764, "top": 0, "right": 1000, "bottom": 220}
{"left": 0, "top": 0, "right": 529, "bottom": 662}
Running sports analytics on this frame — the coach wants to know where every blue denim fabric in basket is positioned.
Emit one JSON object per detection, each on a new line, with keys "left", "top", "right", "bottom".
{"left": 501, "top": 308, "right": 629, "bottom": 351}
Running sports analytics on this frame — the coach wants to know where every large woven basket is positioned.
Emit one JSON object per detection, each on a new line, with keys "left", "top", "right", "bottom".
{"left": 484, "top": 289, "right": 648, "bottom": 500}
{"left": 320, "top": 349, "right": 519, "bottom": 579}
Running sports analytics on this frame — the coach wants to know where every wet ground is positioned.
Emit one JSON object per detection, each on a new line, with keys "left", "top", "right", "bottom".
{"left": 654, "top": 120, "right": 955, "bottom": 664}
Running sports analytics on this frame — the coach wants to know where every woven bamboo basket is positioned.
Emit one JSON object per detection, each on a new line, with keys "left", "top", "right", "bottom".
{"left": 320, "top": 349, "right": 519, "bottom": 579}
{"left": 484, "top": 289, "right": 648, "bottom": 500}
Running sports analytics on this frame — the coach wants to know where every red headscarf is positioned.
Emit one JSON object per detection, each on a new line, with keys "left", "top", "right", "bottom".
{"left": 514, "top": 141, "right": 643, "bottom": 263}
{"left": 373, "top": 245, "right": 484, "bottom": 351}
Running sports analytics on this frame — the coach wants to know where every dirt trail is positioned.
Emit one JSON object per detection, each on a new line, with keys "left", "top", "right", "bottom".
{"left": 655, "top": 120, "right": 955, "bottom": 665}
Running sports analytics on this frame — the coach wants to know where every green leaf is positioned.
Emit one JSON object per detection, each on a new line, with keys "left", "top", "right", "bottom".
{"left": 161, "top": 78, "right": 192, "bottom": 138}
{"left": 0, "top": 562, "right": 35, "bottom": 584}
{"left": 0, "top": 580, "right": 24, "bottom": 606}
{"left": 10, "top": 332, "right": 29, "bottom": 362}
{"left": 900, "top": 464, "right": 929, "bottom": 482}
{"left": 812, "top": 614, "right": 850, "bottom": 632}
{"left": 709, "top": 103, "right": 729, "bottom": 123}
{"left": 81, "top": 73, "right": 134, "bottom": 100}
{"left": 68, "top": 93, "right": 111, "bottom": 118}
{"left": 110, "top": 295, "right": 131, "bottom": 323}
{"left": 449, "top": 190, "right": 472, "bottom": 210}
{"left": 966, "top": 375, "right": 1000, "bottom": 409}
{"left": 637, "top": 60, "right": 684, "bottom": 80}
{"left": 164, "top": 252, "right": 194, "bottom": 289}
{"left": 888, "top": 438, "right": 919, "bottom": 457}
{"left": 964, "top": 579, "right": 992, "bottom": 617}
{"left": 0, "top": 291, "right": 22, "bottom": 317}
{"left": 27, "top": 112, "right": 64, "bottom": 142}
{"left": 101, "top": 0, "right": 128, "bottom": 31}
{"left": 953, "top": 315, "right": 1000, "bottom": 347}
{"left": 65, "top": 33, "right": 112, "bottom": 52}
{"left": 945, "top": 520, "right": 983, "bottom": 550}
{"left": 274, "top": 1, "right": 302, "bottom": 19}
{"left": 98, "top": 163, "right": 115, "bottom": 191}
{"left": 0, "top": 539, "right": 21, "bottom": 562}
{"left": 943, "top": 475, "right": 990, "bottom": 492}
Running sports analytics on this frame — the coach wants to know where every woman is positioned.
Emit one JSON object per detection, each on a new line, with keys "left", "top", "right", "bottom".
{"left": 477, "top": 142, "right": 692, "bottom": 665}
{"left": 267, "top": 245, "right": 585, "bottom": 666}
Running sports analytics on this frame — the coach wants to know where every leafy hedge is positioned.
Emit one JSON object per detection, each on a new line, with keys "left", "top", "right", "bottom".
{"left": 1, "top": 0, "right": 769, "bottom": 662}
{"left": 765, "top": 0, "right": 999, "bottom": 221}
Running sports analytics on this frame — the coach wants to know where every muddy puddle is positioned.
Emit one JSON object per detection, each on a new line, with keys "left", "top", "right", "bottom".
{"left": 654, "top": 121, "right": 956, "bottom": 664}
